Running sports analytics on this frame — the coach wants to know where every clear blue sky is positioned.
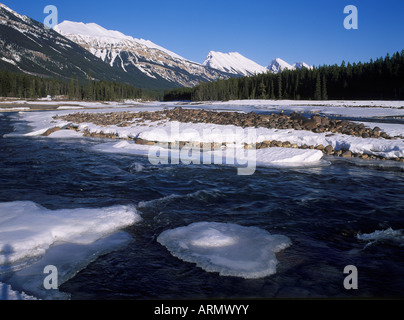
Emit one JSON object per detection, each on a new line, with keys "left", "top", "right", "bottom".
{"left": 2, "top": 0, "right": 404, "bottom": 67}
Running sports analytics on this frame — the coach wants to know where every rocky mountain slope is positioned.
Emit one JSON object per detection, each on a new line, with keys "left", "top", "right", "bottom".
{"left": 0, "top": 4, "right": 180, "bottom": 89}
{"left": 54, "top": 21, "right": 233, "bottom": 87}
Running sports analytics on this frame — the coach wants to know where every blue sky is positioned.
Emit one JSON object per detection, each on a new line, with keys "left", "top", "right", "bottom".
{"left": 2, "top": 0, "right": 404, "bottom": 67}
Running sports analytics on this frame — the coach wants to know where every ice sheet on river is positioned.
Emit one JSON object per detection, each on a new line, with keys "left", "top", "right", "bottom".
{"left": 92, "top": 140, "right": 325, "bottom": 168}
{"left": 0, "top": 201, "right": 141, "bottom": 299}
{"left": 157, "top": 222, "right": 291, "bottom": 279}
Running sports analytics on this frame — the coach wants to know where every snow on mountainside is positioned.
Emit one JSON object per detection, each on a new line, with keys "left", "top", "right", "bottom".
{"left": 54, "top": 21, "right": 185, "bottom": 61}
{"left": 0, "top": 2, "right": 313, "bottom": 89}
{"left": 268, "top": 58, "right": 294, "bottom": 73}
{"left": 203, "top": 51, "right": 268, "bottom": 77}
{"left": 268, "top": 58, "right": 313, "bottom": 74}
{"left": 0, "top": 3, "right": 177, "bottom": 88}
{"left": 54, "top": 21, "right": 232, "bottom": 87}
{"left": 292, "top": 61, "right": 313, "bottom": 70}
{"left": 202, "top": 52, "right": 313, "bottom": 76}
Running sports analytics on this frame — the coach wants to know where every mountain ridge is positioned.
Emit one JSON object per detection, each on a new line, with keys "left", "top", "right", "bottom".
{"left": 202, "top": 51, "right": 269, "bottom": 77}
{"left": 0, "top": 3, "right": 314, "bottom": 91}
{"left": 54, "top": 20, "right": 234, "bottom": 87}
{"left": 0, "top": 3, "right": 176, "bottom": 89}
{"left": 204, "top": 52, "right": 312, "bottom": 76}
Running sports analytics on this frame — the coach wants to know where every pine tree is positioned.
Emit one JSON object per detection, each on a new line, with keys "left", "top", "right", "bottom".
{"left": 270, "top": 78, "right": 275, "bottom": 99}
{"left": 75, "top": 77, "right": 80, "bottom": 100}
{"left": 322, "top": 74, "right": 328, "bottom": 100}
{"left": 314, "top": 73, "right": 322, "bottom": 100}
{"left": 68, "top": 77, "right": 74, "bottom": 99}
{"left": 258, "top": 81, "right": 267, "bottom": 99}
{"left": 277, "top": 74, "right": 282, "bottom": 99}
{"left": 88, "top": 69, "right": 93, "bottom": 100}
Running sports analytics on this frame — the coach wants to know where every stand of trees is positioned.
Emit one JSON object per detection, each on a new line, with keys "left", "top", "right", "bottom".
{"left": 164, "top": 51, "right": 404, "bottom": 101}
{"left": 2, "top": 51, "right": 403, "bottom": 102}
{"left": 0, "top": 70, "right": 145, "bottom": 101}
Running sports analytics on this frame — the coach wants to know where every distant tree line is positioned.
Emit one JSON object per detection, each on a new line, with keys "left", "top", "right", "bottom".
{"left": 0, "top": 70, "right": 146, "bottom": 101}
{"left": 164, "top": 51, "right": 404, "bottom": 101}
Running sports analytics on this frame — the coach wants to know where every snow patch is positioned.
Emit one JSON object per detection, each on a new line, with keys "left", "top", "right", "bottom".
{"left": 203, "top": 51, "right": 268, "bottom": 76}
{"left": 54, "top": 20, "right": 185, "bottom": 60}
{"left": 1, "top": 57, "right": 16, "bottom": 65}
{"left": 268, "top": 58, "right": 294, "bottom": 73}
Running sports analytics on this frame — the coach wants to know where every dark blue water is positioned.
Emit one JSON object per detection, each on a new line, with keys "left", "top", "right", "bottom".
{"left": 1, "top": 112, "right": 404, "bottom": 300}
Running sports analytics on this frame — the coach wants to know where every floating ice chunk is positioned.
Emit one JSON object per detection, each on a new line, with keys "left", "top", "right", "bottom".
{"left": 6, "top": 231, "right": 133, "bottom": 300}
{"left": 92, "top": 140, "right": 152, "bottom": 157}
{"left": 0, "top": 201, "right": 141, "bottom": 299}
{"left": 0, "top": 201, "right": 141, "bottom": 266}
{"left": 0, "top": 282, "right": 38, "bottom": 300}
{"left": 46, "top": 129, "right": 83, "bottom": 138}
{"left": 357, "top": 228, "right": 404, "bottom": 244}
{"left": 129, "top": 162, "right": 145, "bottom": 173}
{"left": 157, "top": 222, "right": 291, "bottom": 279}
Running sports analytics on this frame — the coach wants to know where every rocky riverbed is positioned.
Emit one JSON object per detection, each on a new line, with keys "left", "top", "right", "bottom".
{"left": 52, "top": 108, "right": 404, "bottom": 162}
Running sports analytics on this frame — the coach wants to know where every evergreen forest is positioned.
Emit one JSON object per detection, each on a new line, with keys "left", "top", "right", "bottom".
{"left": 164, "top": 51, "right": 404, "bottom": 102}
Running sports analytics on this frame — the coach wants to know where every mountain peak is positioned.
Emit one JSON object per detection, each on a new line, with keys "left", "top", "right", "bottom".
{"left": 52, "top": 21, "right": 232, "bottom": 87}
{"left": 203, "top": 51, "right": 268, "bottom": 76}
{"left": 268, "top": 58, "right": 294, "bottom": 73}
{"left": 292, "top": 61, "right": 313, "bottom": 70}
{"left": 54, "top": 20, "right": 185, "bottom": 61}
{"left": 55, "top": 20, "right": 129, "bottom": 40}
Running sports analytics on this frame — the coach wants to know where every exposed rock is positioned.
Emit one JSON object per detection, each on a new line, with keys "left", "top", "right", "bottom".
{"left": 42, "top": 127, "right": 61, "bottom": 136}
{"left": 315, "top": 144, "right": 324, "bottom": 151}
{"left": 341, "top": 151, "right": 352, "bottom": 158}
{"left": 135, "top": 138, "right": 155, "bottom": 145}
{"left": 53, "top": 108, "right": 401, "bottom": 162}
{"left": 303, "top": 119, "right": 318, "bottom": 130}
{"left": 324, "top": 145, "right": 334, "bottom": 155}
{"left": 54, "top": 108, "right": 391, "bottom": 140}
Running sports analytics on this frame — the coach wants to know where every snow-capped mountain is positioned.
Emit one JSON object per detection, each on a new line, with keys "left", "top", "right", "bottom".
{"left": 268, "top": 58, "right": 295, "bottom": 73}
{"left": 202, "top": 51, "right": 268, "bottom": 77}
{"left": 0, "top": 2, "right": 314, "bottom": 91}
{"left": 292, "top": 62, "right": 313, "bottom": 70}
{"left": 202, "top": 52, "right": 312, "bottom": 76}
{"left": 267, "top": 58, "right": 313, "bottom": 74}
{"left": 0, "top": 3, "right": 175, "bottom": 88}
{"left": 54, "top": 21, "right": 232, "bottom": 87}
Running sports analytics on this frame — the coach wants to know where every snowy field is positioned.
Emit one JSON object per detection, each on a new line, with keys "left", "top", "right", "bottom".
{"left": 1, "top": 98, "right": 404, "bottom": 112}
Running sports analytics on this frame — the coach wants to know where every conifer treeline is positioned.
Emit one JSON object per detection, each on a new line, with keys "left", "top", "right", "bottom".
{"left": 164, "top": 51, "right": 404, "bottom": 101}
{"left": 0, "top": 70, "right": 144, "bottom": 101}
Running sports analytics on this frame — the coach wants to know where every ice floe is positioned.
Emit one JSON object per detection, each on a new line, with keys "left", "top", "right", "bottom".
{"left": 157, "top": 222, "right": 291, "bottom": 279}
{"left": 357, "top": 228, "right": 404, "bottom": 244}
{"left": 0, "top": 201, "right": 141, "bottom": 299}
